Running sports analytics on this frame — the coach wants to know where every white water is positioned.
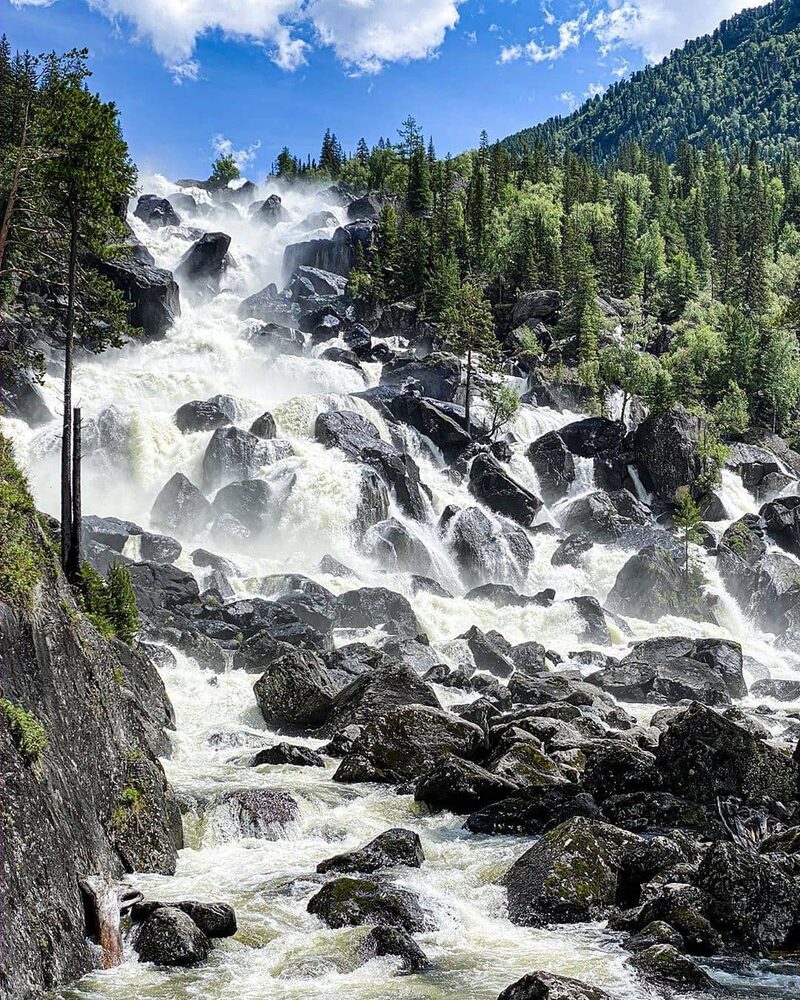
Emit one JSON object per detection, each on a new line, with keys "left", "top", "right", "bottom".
{"left": 5, "top": 177, "right": 798, "bottom": 1000}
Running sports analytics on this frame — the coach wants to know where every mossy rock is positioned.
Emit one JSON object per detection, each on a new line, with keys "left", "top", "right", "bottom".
{"left": 307, "top": 877, "right": 430, "bottom": 932}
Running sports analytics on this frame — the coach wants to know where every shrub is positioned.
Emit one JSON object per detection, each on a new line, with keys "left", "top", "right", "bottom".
{"left": 1, "top": 699, "right": 47, "bottom": 763}
{"left": 0, "top": 437, "right": 45, "bottom": 608}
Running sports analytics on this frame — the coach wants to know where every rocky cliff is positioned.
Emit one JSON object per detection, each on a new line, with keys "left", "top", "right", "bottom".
{"left": 0, "top": 440, "right": 180, "bottom": 998}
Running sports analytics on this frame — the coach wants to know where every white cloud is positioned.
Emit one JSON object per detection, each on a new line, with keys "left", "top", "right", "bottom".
{"left": 540, "top": 0, "right": 555, "bottom": 26}
{"left": 557, "top": 90, "right": 578, "bottom": 110}
{"left": 585, "top": 81, "right": 605, "bottom": 97}
{"left": 465, "top": 30, "right": 477, "bottom": 43}
{"left": 523, "top": 12, "right": 587, "bottom": 62}
{"left": 498, "top": 44, "right": 523, "bottom": 63}
{"left": 212, "top": 134, "right": 262, "bottom": 170}
{"left": 13, "top": 0, "right": 462, "bottom": 79}
{"left": 589, "top": 0, "right": 771, "bottom": 62}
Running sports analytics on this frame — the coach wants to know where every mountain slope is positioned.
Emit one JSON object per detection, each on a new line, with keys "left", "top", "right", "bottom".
{"left": 502, "top": 0, "right": 800, "bottom": 162}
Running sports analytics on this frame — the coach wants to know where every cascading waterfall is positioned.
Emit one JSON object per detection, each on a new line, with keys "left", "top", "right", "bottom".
{"left": 5, "top": 174, "right": 798, "bottom": 1000}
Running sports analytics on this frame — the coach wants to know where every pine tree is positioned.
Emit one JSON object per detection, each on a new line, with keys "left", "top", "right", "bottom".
{"left": 106, "top": 562, "right": 140, "bottom": 645}
{"left": 441, "top": 281, "right": 498, "bottom": 435}
{"left": 209, "top": 153, "right": 239, "bottom": 185}
{"left": 406, "top": 145, "right": 432, "bottom": 216}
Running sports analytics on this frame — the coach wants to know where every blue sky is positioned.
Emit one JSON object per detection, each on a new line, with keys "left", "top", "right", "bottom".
{"left": 4, "top": 0, "right": 767, "bottom": 180}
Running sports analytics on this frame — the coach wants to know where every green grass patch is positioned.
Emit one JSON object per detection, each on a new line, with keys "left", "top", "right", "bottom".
{"left": 0, "top": 698, "right": 47, "bottom": 763}
{"left": 0, "top": 436, "right": 45, "bottom": 608}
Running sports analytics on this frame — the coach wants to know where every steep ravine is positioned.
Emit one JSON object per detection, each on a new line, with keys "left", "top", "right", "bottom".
{"left": 3, "top": 177, "right": 800, "bottom": 999}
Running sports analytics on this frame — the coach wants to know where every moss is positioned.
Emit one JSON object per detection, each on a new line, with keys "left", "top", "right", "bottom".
{"left": 111, "top": 784, "right": 144, "bottom": 831}
{"left": 0, "top": 698, "right": 47, "bottom": 763}
{"left": 0, "top": 436, "right": 46, "bottom": 608}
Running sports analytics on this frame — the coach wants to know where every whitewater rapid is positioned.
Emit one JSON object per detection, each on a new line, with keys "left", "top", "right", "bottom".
{"left": 4, "top": 175, "right": 799, "bottom": 999}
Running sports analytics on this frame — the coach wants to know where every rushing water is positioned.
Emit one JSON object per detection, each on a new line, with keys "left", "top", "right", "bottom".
{"left": 5, "top": 176, "right": 800, "bottom": 1000}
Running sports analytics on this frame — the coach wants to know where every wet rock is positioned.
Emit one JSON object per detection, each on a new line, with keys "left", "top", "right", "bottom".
{"left": 750, "top": 678, "right": 800, "bottom": 701}
{"left": 468, "top": 453, "right": 542, "bottom": 526}
{"left": 629, "top": 944, "right": 717, "bottom": 994}
{"left": 379, "top": 352, "right": 461, "bottom": 402}
{"left": 559, "top": 417, "right": 626, "bottom": 458}
{"left": 211, "top": 479, "right": 276, "bottom": 538}
{"left": 255, "top": 193, "right": 289, "bottom": 225}
{"left": 509, "top": 290, "right": 563, "bottom": 329}
{"left": 563, "top": 596, "right": 611, "bottom": 644}
{"left": 334, "top": 705, "right": 486, "bottom": 785}
{"left": 464, "top": 584, "right": 551, "bottom": 608}
{"left": 97, "top": 258, "right": 180, "bottom": 341}
{"left": 134, "top": 194, "right": 180, "bottom": 228}
{"left": 327, "top": 662, "right": 440, "bottom": 732}
{"left": 151, "top": 472, "right": 212, "bottom": 534}
{"left": 561, "top": 489, "right": 650, "bottom": 545}
{"left": 582, "top": 744, "right": 662, "bottom": 801}
{"left": 253, "top": 648, "right": 335, "bottom": 728}
{"left": 174, "top": 398, "right": 232, "bottom": 433}
{"left": 697, "top": 840, "right": 800, "bottom": 955}
{"left": 356, "top": 925, "right": 429, "bottom": 973}
{"left": 364, "top": 518, "right": 433, "bottom": 575}
{"left": 490, "top": 743, "right": 570, "bottom": 794}
{"left": 761, "top": 495, "right": 800, "bottom": 558}
{"left": 334, "top": 587, "right": 427, "bottom": 642}
{"left": 283, "top": 220, "right": 377, "bottom": 279}
{"left": 212, "top": 789, "right": 299, "bottom": 839}
{"left": 0, "top": 369, "right": 53, "bottom": 426}
{"left": 459, "top": 625, "right": 515, "bottom": 678}
{"left": 250, "top": 411, "right": 277, "bottom": 439}
{"left": 497, "top": 971, "right": 612, "bottom": 1000}
{"left": 139, "top": 532, "right": 182, "bottom": 564}
{"left": 551, "top": 533, "right": 593, "bottom": 568}
{"left": 317, "top": 828, "right": 424, "bottom": 874}
{"left": 607, "top": 545, "right": 717, "bottom": 623}
{"left": 627, "top": 920, "right": 685, "bottom": 953}
{"left": 370, "top": 388, "right": 473, "bottom": 461}
{"left": 415, "top": 755, "right": 514, "bottom": 813}
{"left": 133, "top": 906, "right": 210, "bottom": 966}
{"left": 175, "top": 232, "right": 230, "bottom": 290}
{"left": 503, "top": 817, "right": 639, "bottom": 925}
{"left": 203, "top": 426, "right": 292, "bottom": 490}
{"left": 250, "top": 743, "right": 325, "bottom": 768}
{"left": 633, "top": 406, "right": 706, "bottom": 503}
{"left": 587, "top": 658, "right": 730, "bottom": 707}
{"left": 128, "top": 562, "right": 199, "bottom": 615}
{"left": 307, "top": 878, "right": 429, "bottom": 932}
{"left": 655, "top": 703, "right": 799, "bottom": 806}
{"left": 602, "top": 791, "right": 712, "bottom": 835}
{"left": 131, "top": 900, "right": 236, "bottom": 938}
{"left": 440, "top": 505, "right": 533, "bottom": 589}
{"left": 465, "top": 791, "right": 602, "bottom": 836}
{"left": 527, "top": 431, "right": 575, "bottom": 502}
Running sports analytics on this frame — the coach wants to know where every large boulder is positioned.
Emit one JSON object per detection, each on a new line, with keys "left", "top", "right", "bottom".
{"left": 440, "top": 505, "right": 533, "bottom": 589}
{"left": 497, "top": 971, "right": 612, "bottom": 1000}
{"left": 558, "top": 417, "right": 626, "bottom": 458}
{"left": 133, "top": 906, "right": 210, "bottom": 966}
{"left": 328, "top": 662, "right": 439, "bottom": 732}
{"left": 174, "top": 232, "right": 230, "bottom": 290}
{"left": 97, "top": 259, "right": 180, "bottom": 341}
{"left": 587, "top": 657, "right": 730, "bottom": 707}
{"left": 202, "top": 426, "right": 292, "bottom": 490}
{"left": 607, "top": 545, "right": 716, "bottom": 623}
{"left": 655, "top": 703, "right": 799, "bottom": 806}
{"left": 504, "top": 817, "right": 638, "bottom": 926}
{"left": 0, "top": 369, "right": 53, "bottom": 427}
{"left": 253, "top": 648, "right": 335, "bottom": 728}
{"left": 317, "top": 828, "right": 424, "bottom": 874}
{"left": 527, "top": 432, "right": 575, "bottom": 502}
{"left": 761, "top": 495, "right": 800, "bottom": 558}
{"left": 283, "top": 220, "right": 377, "bottom": 279}
{"left": 255, "top": 193, "right": 289, "bottom": 226}
{"left": 134, "top": 194, "right": 180, "bottom": 228}
{"left": 469, "top": 454, "right": 542, "bottom": 527}
{"left": 356, "top": 925, "right": 429, "bottom": 973}
{"left": 633, "top": 406, "right": 706, "bottom": 503}
{"left": 379, "top": 353, "right": 461, "bottom": 402}
{"left": 560, "top": 489, "right": 650, "bottom": 545}
{"left": 346, "top": 193, "right": 386, "bottom": 220}
{"left": 130, "top": 900, "right": 236, "bottom": 938}
{"left": 210, "top": 789, "right": 299, "bottom": 840}
{"left": 415, "top": 755, "right": 514, "bottom": 813}
{"left": 333, "top": 705, "right": 486, "bottom": 784}
{"left": 174, "top": 398, "right": 232, "bottom": 433}
{"left": 364, "top": 518, "right": 433, "bottom": 575}
{"left": 509, "top": 290, "right": 562, "bottom": 329}
{"left": 307, "top": 877, "right": 429, "bottom": 932}
{"left": 629, "top": 945, "right": 717, "bottom": 994}
{"left": 334, "top": 587, "right": 426, "bottom": 642}
{"left": 127, "top": 561, "right": 199, "bottom": 614}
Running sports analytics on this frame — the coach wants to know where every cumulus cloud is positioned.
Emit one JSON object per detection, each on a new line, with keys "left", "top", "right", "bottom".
{"left": 557, "top": 90, "right": 578, "bottom": 110}
{"left": 212, "top": 134, "right": 262, "bottom": 170}
{"left": 13, "top": 0, "right": 462, "bottom": 79}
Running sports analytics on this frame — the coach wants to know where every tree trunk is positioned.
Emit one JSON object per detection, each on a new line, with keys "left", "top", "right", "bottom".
{"left": 67, "top": 407, "right": 82, "bottom": 581}
{"left": 60, "top": 213, "right": 78, "bottom": 572}
{"left": 464, "top": 346, "right": 472, "bottom": 439}
{"left": 0, "top": 100, "right": 30, "bottom": 274}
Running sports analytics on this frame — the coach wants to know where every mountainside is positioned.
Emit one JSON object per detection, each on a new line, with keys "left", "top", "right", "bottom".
{"left": 502, "top": 0, "right": 800, "bottom": 162}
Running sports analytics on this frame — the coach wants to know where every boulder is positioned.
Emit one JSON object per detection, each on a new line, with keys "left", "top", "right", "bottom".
{"left": 255, "top": 193, "right": 289, "bottom": 225}
{"left": 563, "top": 596, "right": 612, "bottom": 644}
{"left": 415, "top": 755, "right": 514, "bottom": 813}
{"left": 356, "top": 925, "right": 429, "bottom": 973}
{"left": 364, "top": 518, "right": 433, "bottom": 575}
{"left": 327, "top": 662, "right": 440, "bottom": 732}
{"left": 211, "top": 789, "right": 299, "bottom": 840}
{"left": 527, "top": 432, "right": 575, "bottom": 502}
{"left": 127, "top": 561, "right": 199, "bottom": 614}
{"left": 175, "top": 232, "right": 230, "bottom": 289}
{"left": 607, "top": 545, "right": 715, "bottom": 623}
{"left": 551, "top": 534, "right": 593, "bottom": 567}
{"left": 307, "top": 877, "right": 429, "bottom": 932}
{"left": 441, "top": 505, "right": 532, "bottom": 589}
{"left": 334, "top": 587, "right": 426, "bottom": 642}
{"left": 629, "top": 945, "right": 717, "bottom": 994}
{"left": 133, "top": 906, "right": 210, "bottom": 966}
{"left": 134, "top": 194, "right": 180, "bottom": 228}
{"left": 469, "top": 453, "right": 542, "bottom": 526}
{"left": 298, "top": 210, "right": 339, "bottom": 232}
{"left": 558, "top": 417, "right": 625, "bottom": 458}
{"left": 253, "top": 648, "right": 335, "bottom": 728}
{"left": 334, "top": 705, "right": 485, "bottom": 785}
{"left": 97, "top": 259, "right": 180, "bottom": 341}
{"left": 317, "top": 828, "right": 424, "bottom": 874}
{"left": 497, "top": 971, "right": 612, "bottom": 1000}
{"left": 0, "top": 369, "right": 53, "bottom": 427}
{"left": 655, "top": 703, "right": 799, "bottom": 806}
{"left": 346, "top": 193, "right": 385, "bottom": 220}
{"left": 130, "top": 900, "right": 235, "bottom": 938}
{"left": 465, "top": 792, "right": 602, "bottom": 836}
{"left": 509, "top": 290, "right": 562, "bottom": 329}
{"left": 561, "top": 489, "right": 650, "bottom": 545}
{"left": 587, "top": 658, "right": 730, "bottom": 707}
{"left": 174, "top": 398, "right": 231, "bottom": 433}
{"left": 139, "top": 532, "right": 181, "bottom": 564}
{"left": 697, "top": 840, "right": 800, "bottom": 955}
{"left": 503, "top": 817, "right": 638, "bottom": 925}
{"left": 250, "top": 743, "right": 325, "bottom": 768}
{"left": 379, "top": 353, "right": 461, "bottom": 402}
{"left": 211, "top": 479, "right": 275, "bottom": 538}
{"left": 761, "top": 495, "right": 800, "bottom": 558}
{"left": 458, "top": 625, "right": 515, "bottom": 678}
{"left": 250, "top": 411, "right": 277, "bottom": 439}
{"left": 633, "top": 406, "right": 706, "bottom": 503}
{"left": 203, "top": 426, "right": 292, "bottom": 490}
{"left": 283, "top": 220, "right": 377, "bottom": 279}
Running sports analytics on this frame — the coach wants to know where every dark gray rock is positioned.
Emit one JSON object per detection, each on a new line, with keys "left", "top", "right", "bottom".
{"left": 151, "top": 472, "right": 212, "bottom": 535}
{"left": 307, "top": 877, "right": 429, "bottom": 932}
{"left": 415, "top": 755, "right": 515, "bottom": 813}
{"left": 175, "top": 232, "right": 230, "bottom": 289}
{"left": 633, "top": 406, "right": 706, "bottom": 503}
{"left": 174, "top": 398, "right": 231, "bottom": 433}
{"left": 203, "top": 426, "right": 292, "bottom": 489}
{"left": 134, "top": 194, "right": 180, "bottom": 228}
{"left": 335, "top": 587, "right": 426, "bottom": 642}
{"left": 97, "top": 259, "right": 180, "bottom": 341}
{"left": 357, "top": 926, "right": 429, "bottom": 973}
{"left": 133, "top": 907, "right": 210, "bottom": 966}
{"left": 250, "top": 743, "right": 325, "bottom": 768}
{"left": 379, "top": 353, "right": 461, "bottom": 402}
{"left": 253, "top": 649, "right": 335, "bottom": 728}
{"left": 527, "top": 431, "right": 575, "bottom": 502}
{"left": 469, "top": 453, "right": 542, "bottom": 526}
{"left": 317, "top": 828, "right": 424, "bottom": 874}
{"left": 497, "top": 971, "right": 612, "bottom": 1000}
{"left": 629, "top": 945, "right": 717, "bottom": 994}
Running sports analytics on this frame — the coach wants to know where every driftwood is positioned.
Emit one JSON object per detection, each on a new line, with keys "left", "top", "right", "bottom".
{"left": 79, "top": 876, "right": 143, "bottom": 969}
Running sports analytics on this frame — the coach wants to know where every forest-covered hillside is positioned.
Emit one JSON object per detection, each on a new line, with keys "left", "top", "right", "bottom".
{"left": 502, "top": 0, "right": 800, "bottom": 163}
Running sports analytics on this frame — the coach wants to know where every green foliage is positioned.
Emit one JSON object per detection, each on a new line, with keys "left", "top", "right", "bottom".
{"left": 485, "top": 383, "right": 521, "bottom": 437}
{"left": 209, "top": 153, "right": 240, "bottom": 185}
{"left": 503, "top": 0, "right": 800, "bottom": 163}
{"left": 0, "top": 436, "right": 45, "bottom": 608}
{"left": 111, "top": 784, "right": 143, "bottom": 831}
{"left": 0, "top": 698, "right": 47, "bottom": 763}
{"left": 674, "top": 489, "right": 705, "bottom": 600}
{"left": 106, "top": 562, "right": 140, "bottom": 645}
{"left": 713, "top": 381, "right": 750, "bottom": 435}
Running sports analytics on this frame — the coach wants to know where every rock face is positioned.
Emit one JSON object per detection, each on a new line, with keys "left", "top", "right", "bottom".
{"left": 175, "top": 232, "right": 231, "bottom": 290}
{"left": 607, "top": 545, "right": 716, "bottom": 623}
{"left": 497, "top": 971, "right": 612, "bottom": 1000}
{"left": 469, "top": 454, "right": 542, "bottom": 526}
{"left": 0, "top": 501, "right": 178, "bottom": 998}
{"left": 98, "top": 259, "right": 180, "bottom": 341}
{"left": 283, "top": 221, "right": 376, "bottom": 278}
{"left": 527, "top": 432, "right": 576, "bottom": 502}
{"left": 253, "top": 649, "right": 335, "bottom": 728}
{"left": 633, "top": 406, "right": 705, "bottom": 503}
{"left": 504, "top": 817, "right": 638, "bottom": 926}
{"left": 151, "top": 472, "right": 213, "bottom": 535}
